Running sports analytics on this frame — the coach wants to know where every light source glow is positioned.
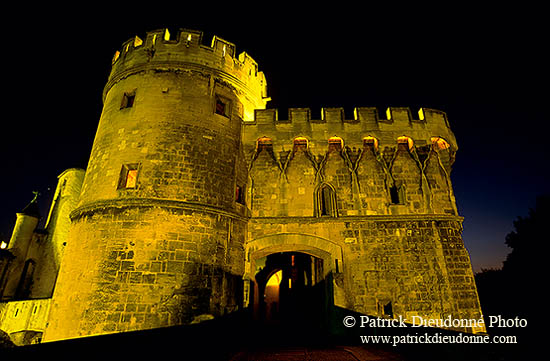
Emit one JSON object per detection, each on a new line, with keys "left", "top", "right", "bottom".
{"left": 397, "top": 136, "right": 413, "bottom": 150}
{"left": 431, "top": 137, "right": 450, "bottom": 150}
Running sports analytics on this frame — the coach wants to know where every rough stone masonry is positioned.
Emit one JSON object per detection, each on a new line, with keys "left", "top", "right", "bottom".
{"left": 1, "top": 28, "right": 485, "bottom": 343}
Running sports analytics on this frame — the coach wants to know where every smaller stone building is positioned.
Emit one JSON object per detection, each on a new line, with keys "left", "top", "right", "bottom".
{"left": 0, "top": 168, "right": 84, "bottom": 345}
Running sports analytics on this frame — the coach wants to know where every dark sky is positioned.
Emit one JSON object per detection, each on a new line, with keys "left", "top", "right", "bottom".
{"left": 2, "top": 5, "right": 547, "bottom": 271}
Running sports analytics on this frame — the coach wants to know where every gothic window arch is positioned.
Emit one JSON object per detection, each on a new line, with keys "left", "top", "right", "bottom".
{"left": 389, "top": 184, "right": 405, "bottom": 205}
{"left": 15, "top": 259, "right": 36, "bottom": 299}
{"left": 315, "top": 183, "right": 338, "bottom": 217}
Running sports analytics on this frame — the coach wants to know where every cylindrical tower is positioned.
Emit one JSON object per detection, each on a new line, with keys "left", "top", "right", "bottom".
{"left": 44, "top": 28, "right": 269, "bottom": 341}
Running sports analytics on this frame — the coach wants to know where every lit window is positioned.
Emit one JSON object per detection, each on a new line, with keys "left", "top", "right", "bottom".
{"left": 293, "top": 137, "right": 308, "bottom": 149}
{"left": 112, "top": 51, "right": 120, "bottom": 64}
{"left": 256, "top": 137, "right": 272, "bottom": 151}
{"left": 363, "top": 136, "right": 379, "bottom": 150}
{"left": 397, "top": 136, "right": 413, "bottom": 151}
{"left": 118, "top": 164, "right": 139, "bottom": 189}
{"left": 431, "top": 137, "right": 450, "bottom": 151}
{"left": 328, "top": 136, "right": 343, "bottom": 151}
{"left": 120, "top": 90, "right": 136, "bottom": 109}
{"left": 126, "top": 169, "right": 138, "bottom": 188}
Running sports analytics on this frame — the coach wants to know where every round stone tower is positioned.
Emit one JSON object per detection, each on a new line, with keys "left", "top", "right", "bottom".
{"left": 44, "top": 28, "right": 269, "bottom": 341}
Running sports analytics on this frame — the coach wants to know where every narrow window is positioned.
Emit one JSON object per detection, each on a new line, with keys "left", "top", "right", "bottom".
{"left": 118, "top": 164, "right": 139, "bottom": 190}
{"left": 120, "top": 90, "right": 136, "bottom": 109}
{"left": 320, "top": 188, "right": 330, "bottom": 215}
{"left": 383, "top": 301, "right": 393, "bottom": 318}
{"left": 235, "top": 185, "right": 245, "bottom": 205}
{"left": 317, "top": 184, "right": 337, "bottom": 217}
{"left": 15, "top": 259, "right": 36, "bottom": 299}
{"left": 389, "top": 185, "right": 404, "bottom": 204}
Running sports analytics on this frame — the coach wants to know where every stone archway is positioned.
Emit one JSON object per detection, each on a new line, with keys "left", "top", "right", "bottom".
{"left": 244, "top": 233, "right": 346, "bottom": 322}
{"left": 253, "top": 252, "right": 326, "bottom": 326}
{"left": 245, "top": 233, "right": 343, "bottom": 277}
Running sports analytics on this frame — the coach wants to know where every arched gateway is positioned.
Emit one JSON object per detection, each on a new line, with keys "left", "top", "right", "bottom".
{"left": 244, "top": 233, "right": 345, "bottom": 325}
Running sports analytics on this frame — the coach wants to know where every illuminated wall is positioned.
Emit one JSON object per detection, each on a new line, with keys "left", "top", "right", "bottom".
{"left": 43, "top": 29, "right": 268, "bottom": 341}
{"left": 24, "top": 28, "right": 485, "bottom": 342}
{"left": 243, "top": 107, "right": 483, "bottom": 332}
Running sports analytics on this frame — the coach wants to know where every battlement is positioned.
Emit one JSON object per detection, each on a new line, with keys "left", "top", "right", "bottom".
{"left": 253, "top": 107, "right": 448, "bottom": 126}
{"left": 244, "top": 107, "right": 457, "bottom": 151}
{"left": 106, "top": 28, "right": 268, "bottom": 106}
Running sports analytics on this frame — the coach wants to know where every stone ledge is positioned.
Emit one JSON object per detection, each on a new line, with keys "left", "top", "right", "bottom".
{"left": 249, "top": 214, "right": 464, "bottom": 223}
{"left": 70, "top": 198, "right": 248, "bottom": 222}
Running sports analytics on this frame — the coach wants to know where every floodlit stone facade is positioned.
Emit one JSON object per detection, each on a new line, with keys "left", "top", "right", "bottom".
{"left": 0, "top": 28, "right": 484, "bottom": 345}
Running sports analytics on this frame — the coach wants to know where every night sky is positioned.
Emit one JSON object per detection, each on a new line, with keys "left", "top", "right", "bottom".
{"left": 2, "top": 5, "right": 547, "bottom": 272}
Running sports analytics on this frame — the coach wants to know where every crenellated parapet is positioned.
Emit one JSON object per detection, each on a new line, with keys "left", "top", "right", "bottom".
{"left": 244, "top": 107, "right": 456, "bottom": 153}
{"left": 105, "top": 28, "right": 269, "bottom": 109}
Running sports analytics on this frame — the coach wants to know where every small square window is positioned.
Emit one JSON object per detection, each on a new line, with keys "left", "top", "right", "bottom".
{"left": 118, "top": 164, "right": 139, "bottom": 189}
{"left": 121, "top": 90, "right": 136, "bottom": 109}
{"left": 215, "top": 96, "right": 230, "bottom": 117}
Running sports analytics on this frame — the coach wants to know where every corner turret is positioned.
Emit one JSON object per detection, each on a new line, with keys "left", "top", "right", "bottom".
{"left": 7, "top": 192, "right": 41, "bottom": 256}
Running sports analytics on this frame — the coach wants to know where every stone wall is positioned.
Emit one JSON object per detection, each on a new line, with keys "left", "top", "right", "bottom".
{"left": 246, "top": 216, "right": 483, "bottom": 333}
{"left": 245, "top": 135, "right": 457, "bottom": 217}
{"left": 39, "top": 28, "right": 484, "bottom": 342}
{"left": 243, "top": 106, "right": 482, "bottom": 333}
{"left": 0, "top": 298, "right": 51, "bottom": 345}
{"left": 45, "top": 205, "right": 246, "bottom": 339}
